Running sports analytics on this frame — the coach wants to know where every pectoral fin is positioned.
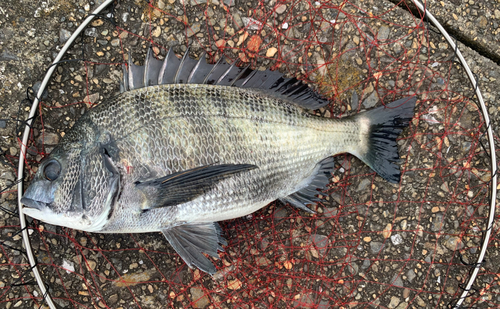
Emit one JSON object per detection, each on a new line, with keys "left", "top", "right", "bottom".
{"left": 136, "top": 163, "right": 257, "bottom": 210}
{"left": 161, "top": 222, "right": 227, "bottom": 274}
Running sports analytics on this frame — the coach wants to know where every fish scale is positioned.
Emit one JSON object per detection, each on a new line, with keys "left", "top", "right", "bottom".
{"left": 22, "top": 48, "right": 416, "bottom": 274}
{"left": 99, "top": 85, "right": 354, "bottom": 231}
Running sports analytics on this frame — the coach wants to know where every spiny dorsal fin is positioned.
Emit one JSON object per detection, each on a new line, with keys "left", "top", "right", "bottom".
{"left": 121, "top": 47, "right": 330, "bottom": 110}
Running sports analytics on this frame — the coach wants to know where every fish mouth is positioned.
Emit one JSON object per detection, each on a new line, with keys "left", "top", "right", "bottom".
{"left": 21, "top": 197, "right": 48, "bottom": 211}
{"left": 21, "top": 197, "right": 50, "bottom": 221}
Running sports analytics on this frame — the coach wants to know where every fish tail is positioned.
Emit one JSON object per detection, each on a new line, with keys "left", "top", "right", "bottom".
{"left": 352, "top": 96, "right": 416, "bottom": 183}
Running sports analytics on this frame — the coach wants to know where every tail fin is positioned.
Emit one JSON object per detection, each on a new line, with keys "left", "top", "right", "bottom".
{"left": 354, "top": 96, "right": 416, "bottom": 183}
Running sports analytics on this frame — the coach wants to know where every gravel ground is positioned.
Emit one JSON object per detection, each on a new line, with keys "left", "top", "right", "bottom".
{"left": 0, "top": 0, "right": 499, "bottom": 308}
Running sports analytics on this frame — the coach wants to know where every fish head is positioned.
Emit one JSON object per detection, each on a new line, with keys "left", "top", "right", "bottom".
{"left": 22, "top": 132, "right": 120, "bottom": 232}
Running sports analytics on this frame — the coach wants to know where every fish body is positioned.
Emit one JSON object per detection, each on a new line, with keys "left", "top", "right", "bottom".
{"left": 22, "top": 48, "right": 416, "bottom": 274}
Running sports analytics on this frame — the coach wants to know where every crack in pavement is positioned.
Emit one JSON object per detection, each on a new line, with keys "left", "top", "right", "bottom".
{"left": 388, "top": 0, "right": 500, "bottom": 66}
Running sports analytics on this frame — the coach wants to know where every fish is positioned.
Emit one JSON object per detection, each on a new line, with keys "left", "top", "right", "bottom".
{"left": 21, "top": 47, "right": 416, "bottom": 274}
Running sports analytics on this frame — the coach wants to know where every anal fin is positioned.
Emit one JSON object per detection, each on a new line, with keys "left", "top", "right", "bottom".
{"left": 281, "top": 157, "right": 335, "bottom": 213}
{"left": 161, "top": 222, "right": 227, "bottom": 274}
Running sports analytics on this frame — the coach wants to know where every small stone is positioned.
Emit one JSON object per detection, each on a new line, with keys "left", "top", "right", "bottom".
{"left": 444, "top": 236, "right": 463, "bottom": 251}
{"left": 152, "top": 26, "right": 161, "bottom": 37}
{"left": 370, "top": 242, "right": 383, "bottom": 253}
{"left": 407, "top": 269, "right": 416, "bottom": 282}
{"left": 38, "top": 132, "right": 60, "bottom": 145}
{"left": 431, "top": 206, "right": 440, "bottom": 213}
{"left": 227, "top": 278, "right": 242, "bottom": 290}
{"left": 190, "top": 286, "right": 209, "bottom": 308}
{"left": 187, "top": 23, "right": 201, "bottom": 37}
{"left": 215, "top": 39, "right": 226, "bottom": 48}
{"left": 223, "top": 0, "right": 235, "bottom": 7}
{"left": 388, "top": 296, "right": 400, "bottom": 309}
{"left": 157, "top": 0, "right": 165, "bottom": 9}
{"left": 84, "top": 28, "right": 97, "bottom": 37}
{"left": 256, "top": 256, "right": 271, "bottom": 266}
{"left": 284, "top": 260, "right": 292, "bottom": 269}
{"left": 391, "top": 234, "right": 403, "bottom": 245}
{"left": 242, "top": 17, "right": 262, "bottom": 30}
{"left": 377, "top": 26, "right": 390, "bottom": 41}
{"left": 357, "top": 178, "right": 370, "bottom": 191}
{"left": 91, "top": 19, "right": 104, "bottom": 27}
{"left": 309, "top": 234, "right": 329, "bottom": 254}
{"left": 59, "top": 29, "right": 71, "bottom": 43}
{"left": 495, "top": 9, "right": 500, "bottom": 19}
{"left": 382, "top": 223, "right": 392, "bottom": 239}
{"left": 108, "top": 294, "right": 119, "bottom": 305}
{"left": 190, "top": 0, "right": 207, "bottom": 5}
{"left": 247, "top": 35, "right": 262, "bottom": 53}
{"left": 275, "top": 4, "right": 287, "bottom": 14}
{"left": 363, "top": 236, "right": 371, "bottom": 242}
{"left": 391, "top": 274, "right": 404, "bottom": 287}
{"left": 0, "top": 120, "right": 6, "bottom": 128}
{"left": 362, "top": 91, "right": 378, "bottom": 108}
{"left": 232, "top": 12, "right": 244, "bottom": 29}
{"left": 266, "top": 47, "right": 278, "bottom": 57}
{"left": 96, "top": 51, "right": 104, "bottom": 57}
{"left": 110, "top": 38, "right": 120, "bottom": 47}
{"left": 403, "top": 288, "right": 410, "bottom": 298}
{"left": 86, "top": 260, "right": 97, "bottom": 271}
{"left": 477, "top": 16, "right": 487, "bottom": 28}
{"left": 32, "top": 81, "right": 49, "bottom": 100}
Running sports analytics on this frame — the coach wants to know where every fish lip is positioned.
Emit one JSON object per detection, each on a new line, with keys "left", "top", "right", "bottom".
{"left": 21, "top": 197, "right": 48, "bottom": 211}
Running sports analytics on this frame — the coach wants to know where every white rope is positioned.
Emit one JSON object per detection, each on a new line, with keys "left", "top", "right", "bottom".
{"left": 16, "top": 1, "right": 115, "bottom": 308}
{"left": 411, "top": 1, "right": 497, "bottom": 307}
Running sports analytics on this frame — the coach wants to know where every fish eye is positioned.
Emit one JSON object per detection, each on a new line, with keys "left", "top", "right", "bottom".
{"left": 44, "top": 160, "right": 61, "bottom": 181}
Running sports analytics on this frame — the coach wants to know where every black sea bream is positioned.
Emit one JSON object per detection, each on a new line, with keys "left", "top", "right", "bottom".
{"left": 22, "top": 48, "right": 416, "bottom": 274}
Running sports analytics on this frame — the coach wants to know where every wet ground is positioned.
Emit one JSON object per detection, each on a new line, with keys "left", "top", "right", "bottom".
{"left": 1, "top": 0, "right": 500, "bottom": 308}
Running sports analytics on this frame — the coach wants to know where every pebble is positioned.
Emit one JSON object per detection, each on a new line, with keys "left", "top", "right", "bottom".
{"left": 190, "top": 0, "right": 207, "bottom": 5}
{"left": 309, "top": 234, "right": 328, "bottom": 254}
{"left": 84, "top": 28, "right": 97, "bottom": 37}
{"left": 275, "top": 4, "right": 287, "bottom": 14}
{"left": 377, "top": 26, "right": 390, "bottom": 41}
{"left": 357, "top": 178, "right": 370, "bottom": 191}
{"left": 187, "top": 23, "right": 201, "bottom": 37}
{"left": 59, "top": 29, "right": 72, "bottom": 43}
{"left": 227, "top": 278, "right": 242, "bottom": 290}
{"left": 362, "top": 91, "right": 378, "bottom": 108}
{"left": 232, "top": 12, "right": 244, "bottom": 29}
{"left": 370, "top": 241, "right": 383, "bottom": 253}
{"left": 32, "top": 81, "right": 49, "bottom": 99}
{"left": 477, "top": 16, "right": 488, "bottom": 28}
{"left": 242, "top": 17, "right": 262, "bottom": 30}
{"left": 223, "top": 0, "right": 235, "bottom": 6}
{"left": 391, "top": 274, "right": 404, "bottom": 287}
{"left": 256, "top": 256, "right": 271, "bottom": 266}
{"left": 37, "top": 132, "right": 59, "bottom": 145}
{"left": 190, "top": 286, "right": 209, "bottom": 308}
{"left": 390, "top": 234, "right": 403, "bottom": 245}
{"left": 266, "top": 47, "right": 278, "bottom": 57}
{"left": 273, "top": 206, "right": 288, "bottom": 220}
{"left": 388, "top": 296, "right": 400, "bottom": 309}
{"left": 351, "top": 91, "right": 359, "bottom": 110}
{"left": 383, "top": 223, "right": 392, "bottom": 239}
{"left": 444, "top": 236, "right": 463, "bottom": 251}
{"left": 152, "top": 26, "right": 161, "bottom": 37}
{"left": 110, "top": 38, "right": 120, "bottom": 47}
{"left": 247, "top": 35, "right": 262, "bottom": 53}
{"left": 0, "top": 120, "right": 6, "bottom": 129}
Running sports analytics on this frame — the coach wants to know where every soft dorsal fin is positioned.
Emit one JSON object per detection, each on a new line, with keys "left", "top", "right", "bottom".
{"left": 280, "top": 157, "right": 335, "bottom": 213}
{"left": 120, "top": 47, "right": 330, "bottom": 110}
